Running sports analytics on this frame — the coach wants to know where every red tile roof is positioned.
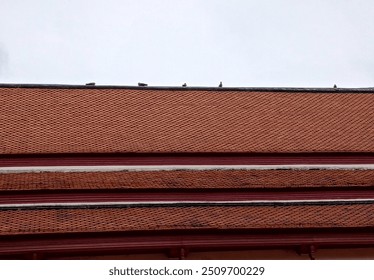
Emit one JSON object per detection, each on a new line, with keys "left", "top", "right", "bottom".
{"left": 1, "top": 204, "right": 374, "bottom": 235}
{"left": 1, "top": 86, "right": 373, "bottom": 154}
{"left": 1, "top": 169, "right": 373, "bottom": 191}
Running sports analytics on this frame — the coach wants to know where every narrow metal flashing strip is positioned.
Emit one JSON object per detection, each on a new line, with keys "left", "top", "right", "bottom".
{"left": 1, "top": 199, "right": 374, "bottom": 210}
{"left": 1, "top": 164, "right": 374, "bottom": 174}
{"left": 2, "top": 190, "right": 374, "bottom": 205}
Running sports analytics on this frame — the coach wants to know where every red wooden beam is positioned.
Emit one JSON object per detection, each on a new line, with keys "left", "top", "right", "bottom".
{"left": 2, "top": 188, "right": 374, "bottom": 205}
{"left": 1, "top": 230, "right": 374, "bottom": 258}
{"left": 1, "top": 152, "right": 374, "bottom": 167}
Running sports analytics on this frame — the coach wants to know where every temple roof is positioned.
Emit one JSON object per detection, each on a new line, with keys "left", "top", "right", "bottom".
{"left": 1, "top": 84, "right": 373, "bottom": 154}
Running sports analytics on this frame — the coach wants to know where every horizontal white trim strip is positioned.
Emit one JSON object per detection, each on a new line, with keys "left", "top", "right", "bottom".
{"left": 1, "top": 164, "right": 374, "bottom": 174}
{"left": 1, "top": 199, "right": 374, "bottom": 209}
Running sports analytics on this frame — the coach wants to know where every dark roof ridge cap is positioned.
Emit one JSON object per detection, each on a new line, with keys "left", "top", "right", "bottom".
{"left": 1, "top": 83, "right": 374, "bottom": 93}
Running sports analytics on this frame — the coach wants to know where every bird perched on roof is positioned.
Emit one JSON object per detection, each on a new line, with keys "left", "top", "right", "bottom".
{"left": 138, "top": 82, "right": 148, "bottom": 87}
{"left": 219, "top": 82, "right": 223, "bottom": 87}
{"left": 334, "top": 84, "right": 337, "bottom": 88}
{"left": 86, "top": 82, "right": 95, "bottom": 86}
{"left": 182, "top": 83, "right": 187, "bottom": 87}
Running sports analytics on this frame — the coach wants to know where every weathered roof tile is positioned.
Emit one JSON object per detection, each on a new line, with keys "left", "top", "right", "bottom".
{"left": 1, "top": 169, "right": 373, "bottom": 191}
{"left": 1, "top": 87, "right": 373, "bottom": 154}
{"left": 1, "top": 204, "right": 374, "bottom": 235}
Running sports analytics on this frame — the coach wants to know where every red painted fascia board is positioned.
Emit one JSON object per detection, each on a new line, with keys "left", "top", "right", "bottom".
{"left": 1, "top": 229, "right": 374, "bottom": 257}
{"left": 1, "top": 152, "right": 374, "bottom": 167}
{"left": 2, "top": 188, "right": 374, "bottom": 204}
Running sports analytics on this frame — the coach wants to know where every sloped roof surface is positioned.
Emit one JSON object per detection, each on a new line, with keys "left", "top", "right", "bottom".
{"left": 1, "top": 169, "right": 374, "bottom": 191}
{"left": 1, "top": 86, "right": 373, "bottom": 154}
{"left": 1, "top": 203, "right": 374, "bottom": 235}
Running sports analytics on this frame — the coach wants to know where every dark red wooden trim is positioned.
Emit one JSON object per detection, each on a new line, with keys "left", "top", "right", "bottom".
{"left": 2, "top": 188, "right": 374, "bottom": 205}
{"left": 1, "top": 229, "right": 374, "bottom": 258}
{"left": 1, "top": 152, "right": 374, "bottom": 167}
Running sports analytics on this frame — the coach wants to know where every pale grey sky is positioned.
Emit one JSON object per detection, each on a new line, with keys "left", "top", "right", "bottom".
{"left": 1, "top": 0, "right": 374, "bottom": 87}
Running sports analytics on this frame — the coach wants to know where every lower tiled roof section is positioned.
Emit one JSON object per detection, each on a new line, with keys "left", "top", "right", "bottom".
{"left": 1, "top": 169, "right": 373, "bottom": 191}
{"left": 1, "top": 203, "right": 374, "bottom": 235}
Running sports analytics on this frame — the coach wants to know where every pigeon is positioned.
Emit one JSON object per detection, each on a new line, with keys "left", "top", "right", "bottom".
{"left": 333, "top": 84, "right": 337, "bottom": 88}
{"left": 138, "top": 83, "right": 148, "bottom": 86}
{"left": 182, "top": 83, "right": 187, "bottom": 87}
{"left": 219, "top": 81, "right": 223, "bottom": 87}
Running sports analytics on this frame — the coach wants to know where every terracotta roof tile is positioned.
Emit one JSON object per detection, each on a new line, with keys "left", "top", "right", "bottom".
{"left": 1, "top": 87, "right": 373, "bottom": 154}
{"left": 1, "top": 170, "right": 373, "bottom": 191}
{"left": 1, "top": 204, "right": 374, "bottom": 235}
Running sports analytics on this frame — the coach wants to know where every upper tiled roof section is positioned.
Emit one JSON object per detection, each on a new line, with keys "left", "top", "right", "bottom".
{"left": 1, "top": 85, "right": 373, "bottom": 154}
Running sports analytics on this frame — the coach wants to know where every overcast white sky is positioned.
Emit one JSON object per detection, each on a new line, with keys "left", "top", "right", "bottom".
{"left": 1, "top": 0, "right": 374, "bottom": 87}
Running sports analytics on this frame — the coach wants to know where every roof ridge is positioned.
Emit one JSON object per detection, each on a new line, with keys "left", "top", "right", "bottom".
{"left": 1, "top": 83, "right": 374, "bottom": 93}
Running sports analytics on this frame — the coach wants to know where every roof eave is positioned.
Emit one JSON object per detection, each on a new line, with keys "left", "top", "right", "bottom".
{"left": 1, "top": 228, "right": 374, "bottom": 258}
